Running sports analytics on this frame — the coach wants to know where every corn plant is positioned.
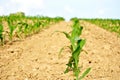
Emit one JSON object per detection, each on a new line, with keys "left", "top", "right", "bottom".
{"left": 16, "top": 22, "right": 24, "bottom": 39}
{"left": 58, "top": 18, "right": 91, "bottom": 80}
{"left": 22, "top": 23, "right": 29, "bottom": 37}
{"left": 33, "top": 20, "right": 41, "bottom": 33}
{"left": 0, "top": 13, "right": 65, "bottom": 46}
{"left": 0, "top": 24, "right": 4, "bottom": 45}
{"left": 8, "top": 19, "right": 16, "bottom": 41}
{"left": 83, "top": 18, "right": 120, "bottom": 36}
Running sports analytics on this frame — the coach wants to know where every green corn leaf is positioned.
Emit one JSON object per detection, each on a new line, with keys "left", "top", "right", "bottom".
{"left": 52, "top": 31, "right": 71, "bottom": 40}
{"left": 9, "top": 25, "right": 16, "bottom": 40}
{"left": 0, "top": 24, "right": 3, "bottom": 34}
{"left": 58, "top": 47, "right": 64, "bottom": 58}
{"left": 61, "top": 31, "right": 71, "bottom": 40}
{"left": 67, "top": 56, "right": 74, "bottom": 67}
{"left": 79, "top": 68, "right": 91, "bottom": 80}
{"left": 7, "top": 19, "right": 17, "bottom": 40}
{"left": 0, "top": 24, "right": 4, "bottom": 45}
{"left": 72, "top": 45, "right": 81, "bottom": 69}
{"left": 64, "top": 56, "right": 74, "bottom": 74}
{"left": 74, "top": 68, "right": 80, "bottom": 79}
{"left": 72, "top": 46, "right": 80, "bottom": 59}
{"left": 78, "top": 26, "right": 83, "bottom": 35}
{"left": 79, "top": 39, "right": 86, "bottom": 49}
{"left": 64, "top": 67, "right": 70, "bottom": 73}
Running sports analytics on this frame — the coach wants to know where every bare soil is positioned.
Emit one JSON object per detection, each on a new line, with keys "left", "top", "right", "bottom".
{"left": 0, "top": 21, "right": 120, "bottom": 80}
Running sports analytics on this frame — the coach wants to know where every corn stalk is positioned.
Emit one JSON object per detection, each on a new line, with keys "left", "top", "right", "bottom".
{"left": 0, "top": 24, "right": 4, "bottom": 45}
{"left": 8, "top": 19, "right": 16, "bottom": 41}
{"left": 59, "top": 18, "right": 91, "bottom": 80}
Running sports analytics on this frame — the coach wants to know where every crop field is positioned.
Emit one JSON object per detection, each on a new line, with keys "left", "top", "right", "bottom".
{"left": 0, "top": 12, "right": 64, "bottom": 46}
{"left": 0, "top": 13, "right": 120, "bottom": 80}
{"left": 82, "top": 19, "right": 120, "bottom": 36}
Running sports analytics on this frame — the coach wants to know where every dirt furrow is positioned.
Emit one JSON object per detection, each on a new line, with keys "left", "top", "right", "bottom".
{"left": 0, "top": 21, "right": 120, "bottom": 80}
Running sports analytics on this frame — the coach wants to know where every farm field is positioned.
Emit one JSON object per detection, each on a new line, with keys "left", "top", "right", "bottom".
{"left": 0, "top": 15, "right": 120, "bottom": 80}
{"left": 82, "top": 19, "right": 120, "bottom": 36}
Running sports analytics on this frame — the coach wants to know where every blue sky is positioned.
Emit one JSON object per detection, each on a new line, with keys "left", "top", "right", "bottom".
{"left": 0, "top": 0, "right": 119, "bottom": 20}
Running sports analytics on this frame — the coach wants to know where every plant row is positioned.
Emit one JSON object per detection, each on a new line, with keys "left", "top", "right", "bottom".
{"left": 82, "top": 18, "right": 120, "bottom": 35}
{"left": 0, "top": 12, "right": 64, "bottom": 45}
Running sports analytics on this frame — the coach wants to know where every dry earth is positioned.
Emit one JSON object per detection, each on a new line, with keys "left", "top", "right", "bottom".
{"left": 0, "top": 21, "right": 120, "bottom": 80}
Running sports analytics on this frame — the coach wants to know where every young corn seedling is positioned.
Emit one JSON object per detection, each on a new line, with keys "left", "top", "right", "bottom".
{"left": 59, "top": 19, "right": 91, "bottom": 80}
{"left": 8, "top": 19, "right": 16, "bottom": 41}
{"left": 20, "top": 22, "right": 30, "bottom": 37}
{"left": 33, "top": 20, "right": 41, "bottom": 33}
{"left": 0, "top": 24, "right": 4, "bottom": 45}
{"left": 16, "top": 22, "right": 24, "bottom": 39}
